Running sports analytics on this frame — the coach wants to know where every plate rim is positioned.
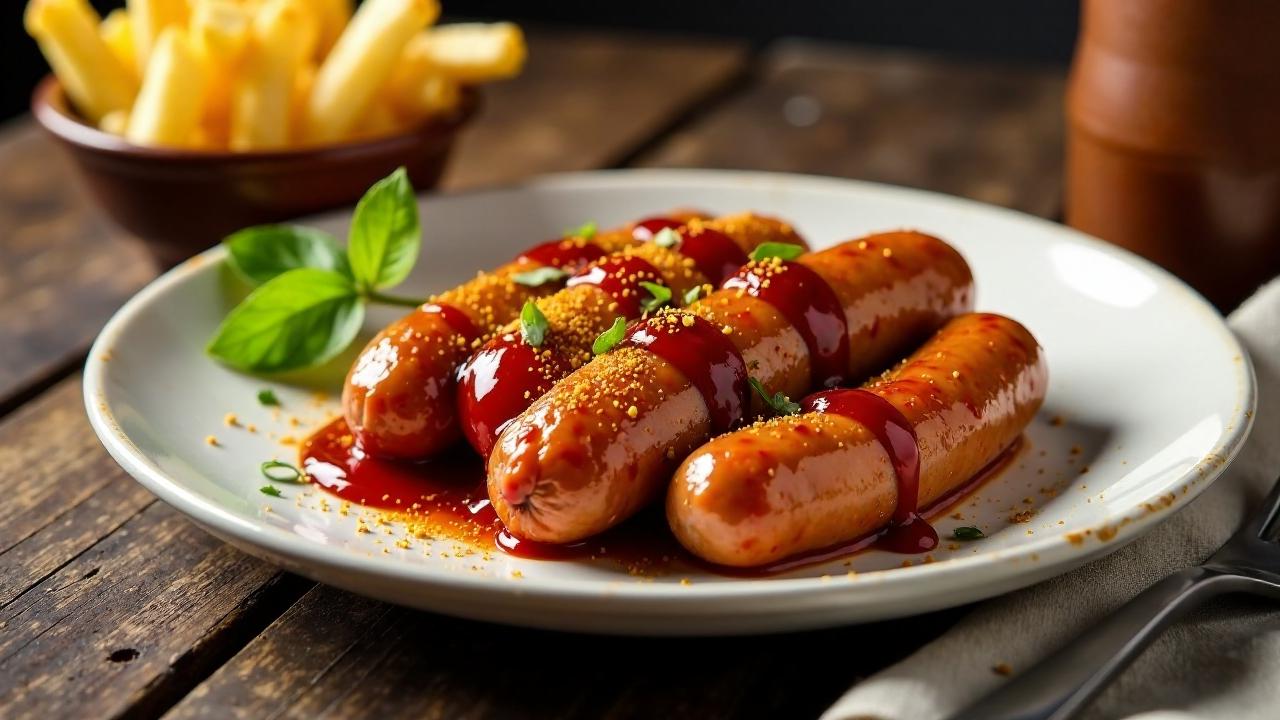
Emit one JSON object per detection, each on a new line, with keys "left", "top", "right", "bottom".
{"left": 82, "top": 167, "right": 1258, "bottom": 605}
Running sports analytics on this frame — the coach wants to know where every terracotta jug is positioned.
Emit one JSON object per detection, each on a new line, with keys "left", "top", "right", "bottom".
{"left": 1066, "top": 0, "right": 1280, "bottom": 309}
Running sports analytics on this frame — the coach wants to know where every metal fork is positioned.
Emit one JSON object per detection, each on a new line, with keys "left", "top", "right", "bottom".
{"left": 949, "top": 476, "right": 1280, "bottom": 720}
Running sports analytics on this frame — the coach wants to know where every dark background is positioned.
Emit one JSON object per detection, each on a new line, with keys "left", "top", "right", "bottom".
{"left": 4, "top": 0, "right": 1080, "bottom": 122}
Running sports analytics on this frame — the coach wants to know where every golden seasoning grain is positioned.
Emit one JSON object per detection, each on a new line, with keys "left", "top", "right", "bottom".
{"left": 204, "top": 435, "right": 219, "bottom": 447}
{"left": 626, "top": 405, "right": 639, "bottom": 418}
{"left": 223, "top": 413, "right": 240, "bottom": 427}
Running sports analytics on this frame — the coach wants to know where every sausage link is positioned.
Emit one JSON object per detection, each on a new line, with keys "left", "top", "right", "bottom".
{"left": 342, "top": 212, "right": 704, "bottom": 460}
{"left": 668, "top": 313, "right": 1047, "bottom": 567}
{"left": 456, "top": 214, "right": 805, "bottom": 457}
{"left": 487, "top": 231, "right": 974, "bottom": 543}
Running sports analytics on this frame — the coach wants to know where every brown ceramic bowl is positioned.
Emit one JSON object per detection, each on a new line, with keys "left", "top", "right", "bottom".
{"left": 32, "top": 75, "right": 480, "bottom": 267}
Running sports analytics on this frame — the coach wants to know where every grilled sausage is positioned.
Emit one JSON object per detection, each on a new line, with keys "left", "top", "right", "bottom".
{"left": 455, "top": 214, "right": 805, "bottom": 457}
{"left": 343, "top": 212, "right": 705, "bottom": 459}
{"left": 668, "top": 313, "right": 1046, "bottom": 567}
{"left": 488, "top": 231, "right": 974, "bottom": 543}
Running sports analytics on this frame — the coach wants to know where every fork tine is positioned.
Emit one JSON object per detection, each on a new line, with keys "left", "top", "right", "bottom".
{"left": 1248, "top": 475, "right": 1280, "bottom": 541}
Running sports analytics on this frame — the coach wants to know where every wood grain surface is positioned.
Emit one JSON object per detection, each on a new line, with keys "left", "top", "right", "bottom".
{"left": 639, "top": 41, "right": 1065, "bottom": 218}
{"left": 0, "top": 33, "right": 1067, "bottom": 720}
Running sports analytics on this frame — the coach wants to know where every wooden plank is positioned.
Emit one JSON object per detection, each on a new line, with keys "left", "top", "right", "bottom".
{"left": 446, "top": 29, "right": 748, "bottom": 190}
{"left": 0, "top": 28, "right": 748, "bottom": 412}
{"left": 637, "top": 41, "right": 1066, "bottom": 218}
{"left": 163, "top": 584, "right": 962, "bottom": 720}
{"left": 0, "top": 500, "right": 308, "bottom": 720}
{"left": 0, "top": 30, "right": 748, "bottom": 719}
{"left": 0, "top": 122, "right": 156, "bottom": 413}
{"left": 0, "top": 381, "right": 155, "bottom": 605}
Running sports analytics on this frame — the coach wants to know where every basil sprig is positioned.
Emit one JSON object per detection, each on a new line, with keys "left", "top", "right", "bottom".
{"left": 750, "top": 242, "right": 805, "bottom": 262}
{"left": 749, "top": 377, "right": 802, "bottom": 416}
{"left": 207, "top": 168, "right": 426, "bottom": 373}
{"left": 225, "top": 225, "right": 350, "bottom": 285}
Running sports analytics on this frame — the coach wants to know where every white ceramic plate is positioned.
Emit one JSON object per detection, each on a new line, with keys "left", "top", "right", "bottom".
{"left": 84, "top": 170, "right": 1255, "bottom": 635}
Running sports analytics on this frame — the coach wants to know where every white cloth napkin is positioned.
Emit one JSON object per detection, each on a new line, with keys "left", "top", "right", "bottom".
{"left": 823, "top": 278, "right": 1280, "bottom": 720}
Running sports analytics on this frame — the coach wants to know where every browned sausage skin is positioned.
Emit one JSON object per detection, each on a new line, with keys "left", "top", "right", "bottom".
{"left": 668, "top": 313, "right": 1047, "bottom": 567}
{"left": 455, "top": 214, "right": 805, "bottom": 458}
{"left": 343, "top": 212, "right": 707, "bottom": 460}
{"left": 488, "top": 231, "right": 974, "bottom": 543}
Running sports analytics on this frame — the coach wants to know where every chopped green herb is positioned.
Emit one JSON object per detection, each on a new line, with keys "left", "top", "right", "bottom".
{"left": 953, "top": 526, "right": 986, "bottom": 541}
{"left": 261, "top": 460, "right": 305, "bottom": 483}
{"left": 593, "top": 316, "right": 627, "bottom": 355}
{"left": 565, "top": 221, "right": 597, "bottom": 239}
{"left": 513, "top": 266, "right": 570, "bottom": 287}
{"left": 749, "top": 377, "right": 802, "bottom": 416}
{"left": 639, "top": 281, "right": 672, "bottom": 312}
{"left": 257, "top": 389, "right": 280, "bottom": 406}
{"left": 750, "top": 242, "right": 806, "bottom": 262}
{"left": 520, "top": 300, "right": 549, "bottom": 347}
{"left": 682, "top": 285, "right": 703, "bottom": 306}
{"left": 259, "top": 485, "right": 284, "bottom": 497}
{"left": 652, "top": 227, "right": 681, "bottom": 249}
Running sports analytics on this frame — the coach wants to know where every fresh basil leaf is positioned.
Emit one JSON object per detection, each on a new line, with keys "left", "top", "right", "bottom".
{"left": 347, "top": 167, "right": 420, "bottom": 292}
{"left": 520, "top": 300, "right": 549, "bottom": 347}
{"left": 207, "top": 268, "right": 364, "bottom": 373}
{"left": 513, "top": 266, "right": 570, "bottom": 287}
{"left": 224, "top": 225, "right": 349, "bottom": 285}
{"left": 592, "top": 316, "right": 627, "bottom": 355}
{"left": 750, "top": 242, "right": 806, "bottom": 262}
{"left": 257, "top": 389, "right": 280, "bottom": 406}
{"left": 259, "top": 485, "right": 284, "bottom": 497}
{"left": 565, "top": 221, "right": 597, "bottom": 239}
{"left": 682, "top": 285, "right": 703, "bottom": 306}
{"left": 953, "top": 526, "right": 986, "bottom": 540}
{"left": 261, "top": 460, "right": 305, "bottom": 483}
{"left": 652, "top": 227, "right": 681, "bottom": 249}
{"left": 639, "top": 281, "right": 672, "bottom": 312}
{"left": 748, "top": 377, "right": 802, "bottom": 416}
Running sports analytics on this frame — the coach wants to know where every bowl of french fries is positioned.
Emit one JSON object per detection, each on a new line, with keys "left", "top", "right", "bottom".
{"left": 26, "top": 0, "right": 525, "bottom": 267}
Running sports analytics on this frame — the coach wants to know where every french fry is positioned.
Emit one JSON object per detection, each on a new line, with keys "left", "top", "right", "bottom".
{"left": 99, "top": 110, "right": 130, "bottom": 135}
{"left": 348, "top": 95, "right": 406, "bottom": 142}
{"left": 289, "top": 63, "right": 316, "bottom": 141}
{"left": 128, "top": 0, "right": 189, "bottom": 68}
{"left": 126, "top": 27, "right": 209, "bottom": 147}
{"left": 387, "top": 71, "right": 460, "bottom": 121}
{"left": 312, "top": 0, "right": 353, "bottom": 59}
{"left": 305, "top": 0, "right": 439, "bottom": 144}
{"left": 190, "top": 0, "right": 251, "bottom": 147}
{"left": 99, "top": 9, "right": 138, "bottom": 77}
{"left": 407, "top": 22, "right": 525, "bottom": 83}
{"left": 230, "top": 0, "right": 311, "bottom": 150}
{"left": 24, "top": 0, "right": 138, "bottom": 123}
{"left": 190, "top": 1, "right": 250, "bottom": 60}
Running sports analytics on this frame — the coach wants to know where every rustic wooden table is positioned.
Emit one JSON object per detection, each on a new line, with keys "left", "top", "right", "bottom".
{"left": 0, "top": 29, "right": 1064, "bottom": 720}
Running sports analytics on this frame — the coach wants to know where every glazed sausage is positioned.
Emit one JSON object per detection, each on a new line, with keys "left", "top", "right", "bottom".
{"left": 455, "top": 214, "right": 805, "bottom": 457}
{"left": 668, "top": 313, "right": 1047, "bottom": 567}
{"left": 343, "top": 212, "right": 706, "bottom": 460}
{"left": 487, "top": 231, "right": 974, "bottom": 543}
